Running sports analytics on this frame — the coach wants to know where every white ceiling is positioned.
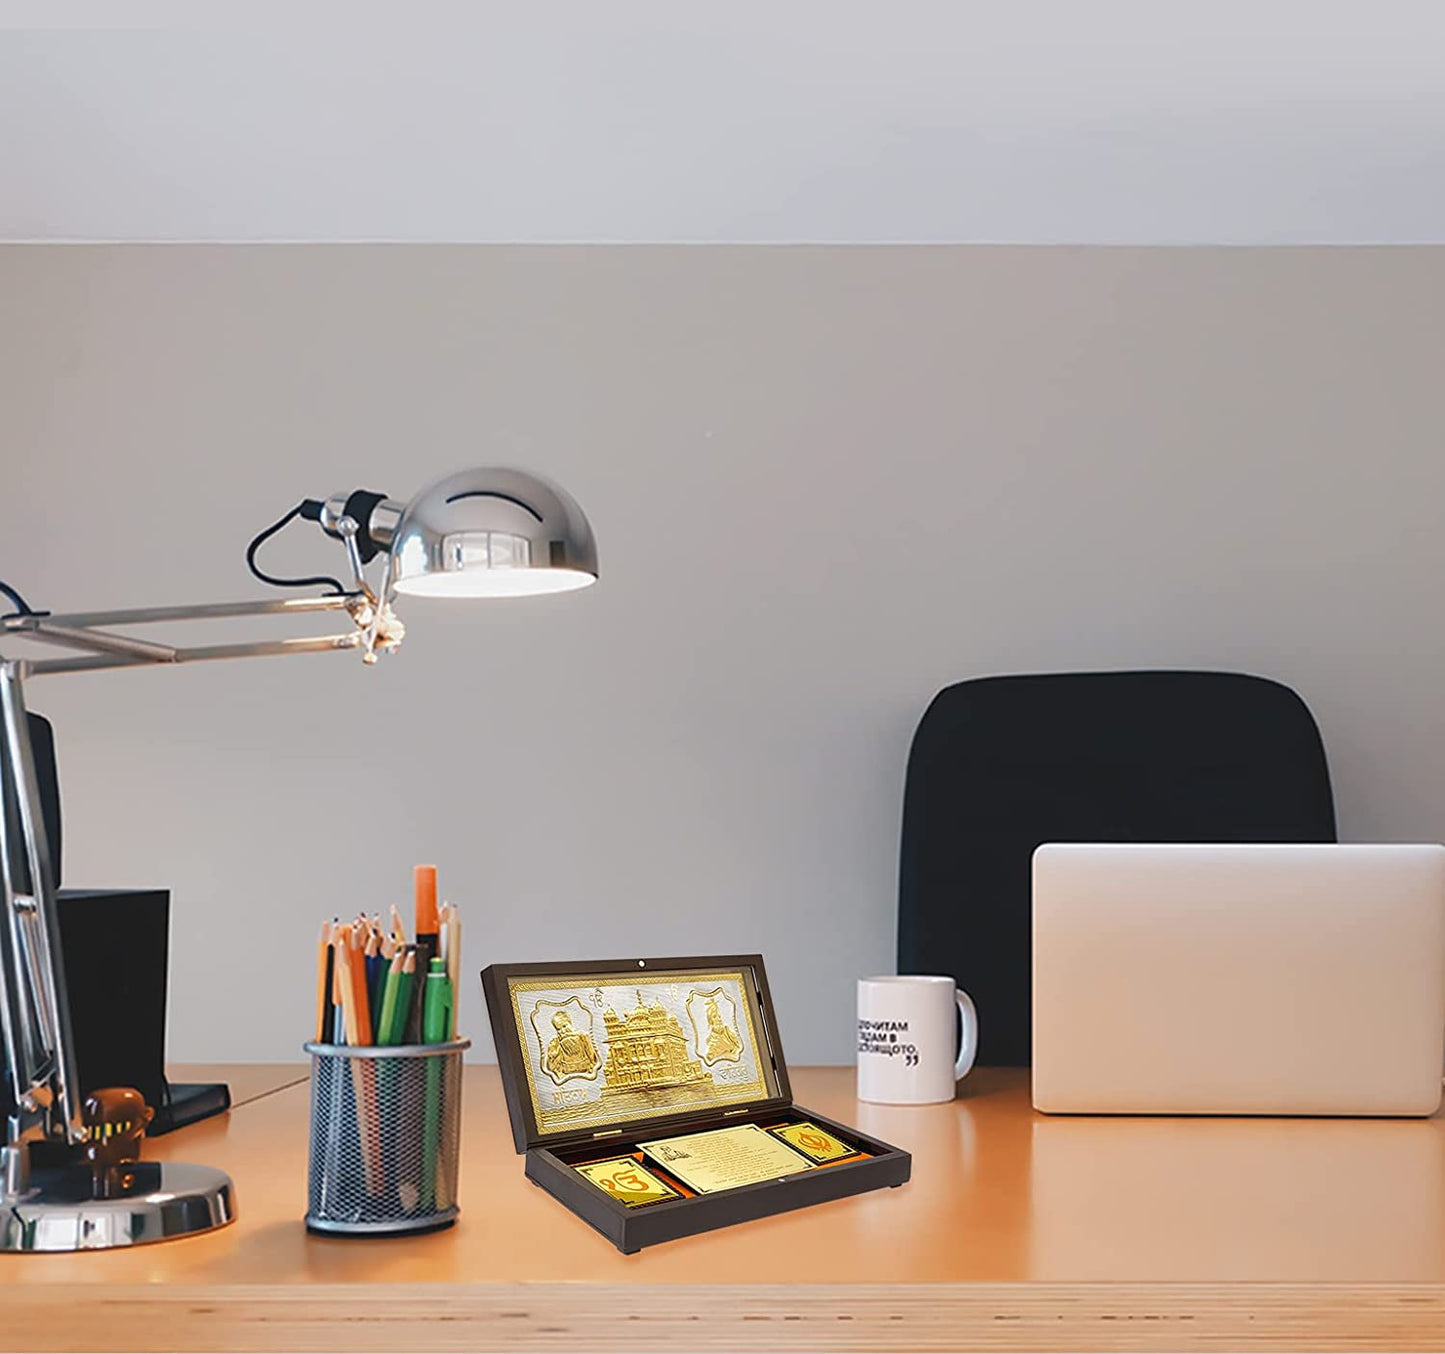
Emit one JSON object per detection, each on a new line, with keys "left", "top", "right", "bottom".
{"left": 4, "top": 1, "right": 1445, "bottom": 243}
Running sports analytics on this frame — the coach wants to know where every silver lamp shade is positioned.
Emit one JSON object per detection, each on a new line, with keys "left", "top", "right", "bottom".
{"left": 388, "top": 468, "right": 598, "bottom": 599}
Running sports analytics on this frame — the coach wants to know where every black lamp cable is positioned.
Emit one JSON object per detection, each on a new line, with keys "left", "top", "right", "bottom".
{"left": 4, "top": 503, "right": 350, "bottom": 618}
{"left": 0, "top": 579, "right": 40, "bottom": 619}
{"left": 6, "top": 503, "right": 351, "bottom": 616}
{"left": 245, "top": 501, "right": 350, "bottom": 596}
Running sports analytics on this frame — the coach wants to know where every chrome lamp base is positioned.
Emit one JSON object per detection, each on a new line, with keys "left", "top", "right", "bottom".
{"left": 0, "top": 1158, "right": 235, "bottom": 1251}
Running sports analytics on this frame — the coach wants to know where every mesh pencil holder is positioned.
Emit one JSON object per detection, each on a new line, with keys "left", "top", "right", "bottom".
{"left": 304, "top": 1039, "right": 470, "bottom": 1236}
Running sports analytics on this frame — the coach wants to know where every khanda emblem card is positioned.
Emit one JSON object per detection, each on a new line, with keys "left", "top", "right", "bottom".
{"left": 768, "top": 1121, "right": 854, "bottom": 1163}
{"left": 575, "top": 1157, "right": 680, "bottom": 1207}
{"left": 509, "top": 970, "right": 772, "bottom": 1135}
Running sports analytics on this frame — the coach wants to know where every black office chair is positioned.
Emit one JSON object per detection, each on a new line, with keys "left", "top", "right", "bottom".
{"left": 896, "top": 670, "right": 1337, "bottom": 1066}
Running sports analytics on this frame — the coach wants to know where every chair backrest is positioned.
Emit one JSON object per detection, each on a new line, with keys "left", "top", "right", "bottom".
{"left": 897, "top": 670, "right": 1336, "bottom": 1066}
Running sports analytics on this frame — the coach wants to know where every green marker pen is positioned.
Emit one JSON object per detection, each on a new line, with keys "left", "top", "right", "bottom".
{"left": 421, "top": 957, "right": 453, "bottom": 1212}
{"left": 422, "top": 956, "right": 453, "bottom": 1045}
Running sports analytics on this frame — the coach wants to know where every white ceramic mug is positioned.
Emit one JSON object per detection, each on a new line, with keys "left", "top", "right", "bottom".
{"left": 856, "top": 975, "right": 978, "bottom": 1104}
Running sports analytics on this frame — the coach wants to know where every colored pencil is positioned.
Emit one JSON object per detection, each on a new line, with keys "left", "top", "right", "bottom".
{"left": 376, "top": 949, "right": 407, "bottom": 1047}
{"left": 316, "top": 921, "right": 334, "bottom": 1043}
{"left": 397, "top": 950, "right": 416, "bottom": 1034}
{"left": 351, "top": 939, "right": 374, "bottom": 1047}
{"left": 364, "top": 929, "right": 383, "bottom": 1023}
{"left": 331, "top": 931, "right": 346, "bottom": 1043}
{"left": 332, "top": 928, "right": 355, "bottom": 1040}
{"left": 331, "top": 924, "right": 351, "bottom": 1043}
{"left": 334, "top": 931, "right": 382, "bottom": 1194}
{"left": 445, "top": 904, "right": 461, "bottom": 1039}
{"left": 373, "top": 946, "right": 407, "bottom": 1197}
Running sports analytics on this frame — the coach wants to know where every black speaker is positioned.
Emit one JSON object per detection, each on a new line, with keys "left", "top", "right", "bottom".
{"left": 56, "top": 888, "right": 169, "bottom": 1118}
{"left": 54, "top": 889, "right": 231, "bottom": 1135}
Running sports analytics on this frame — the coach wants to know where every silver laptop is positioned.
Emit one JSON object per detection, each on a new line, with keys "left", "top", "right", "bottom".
{"left": 1032, "top": 843, "right": 1445, "bottom": 1116}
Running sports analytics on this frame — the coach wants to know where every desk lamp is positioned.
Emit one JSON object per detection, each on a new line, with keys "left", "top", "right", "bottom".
{"left": 0, "top": 467, "right": 596, "bottom": 1251}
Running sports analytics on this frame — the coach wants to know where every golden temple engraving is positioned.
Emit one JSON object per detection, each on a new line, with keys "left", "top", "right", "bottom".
{"left": 601, "top": 993, "right": 711, "bottom": 1094}
{"left": 508, "top": 970, "right": 773, "bottom": 1135}
{"left": 530, "top": 997, "right": 602, "bottom": 1086}
{"left": 686, "top": 987, "right": 744, "bottom": 1067}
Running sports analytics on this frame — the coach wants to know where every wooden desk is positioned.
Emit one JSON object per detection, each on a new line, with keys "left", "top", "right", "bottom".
{"left": 165, "top": 1064, "right": 310, "bottom": 1109}
{"left": 6, "top": 1065, "right": 1445, "bottom": 1351}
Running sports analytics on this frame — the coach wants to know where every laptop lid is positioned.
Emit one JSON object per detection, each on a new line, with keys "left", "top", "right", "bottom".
{"left": 1032, "top": 843, "right": 1445, "bottom": 1116}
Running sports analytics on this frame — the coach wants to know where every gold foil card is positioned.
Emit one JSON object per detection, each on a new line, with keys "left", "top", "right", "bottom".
{"left": 575, "top": 1157, "right": 680, "bottom": 1207}
{"left": 507, "top": 970, "right": 773, "bottom": 1136}
{"left": 768, "top": 1121, "right": 855, "bottom": 1163}
{"left": 638, "top": 1123, "right": 812, "bottom": 1195}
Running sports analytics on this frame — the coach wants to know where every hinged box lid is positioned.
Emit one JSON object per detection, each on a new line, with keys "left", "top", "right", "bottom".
{"left": 482, "top": 955, "right": 794, "bottom": 1152}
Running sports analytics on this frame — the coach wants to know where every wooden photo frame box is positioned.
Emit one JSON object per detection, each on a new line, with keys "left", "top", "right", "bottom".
{"left": 481, "top": 954, "right": 911, "bottom": 1253}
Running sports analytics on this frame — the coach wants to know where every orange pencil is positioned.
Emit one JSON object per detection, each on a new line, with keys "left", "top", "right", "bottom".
{"left": 334, "top": 935, "right": 382, "bottom": 1194}
{"left": 315, "top": 921, "right": 333, "bottom": 1043}
{"left": 332, "top": 929, "right": 356, "bottom": 1038}
{"left": 349, "top": 928, "right": 373, "bottom": 1046}
{"left": 331, "top": 923, "right": 353, "bottom": 1041}
{"left": 348, "top": 922, "right": 371, "bottom": 1038}
{"left": 332, "top": 926, "right": 345, "bottom": 1008}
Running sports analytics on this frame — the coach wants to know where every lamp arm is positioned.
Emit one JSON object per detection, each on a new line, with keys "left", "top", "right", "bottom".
{"left": 0, "top": 591, "right": 403, "bottom": 1177}
{"left": 0, "top": 591, "right": 411, "bottom": 676}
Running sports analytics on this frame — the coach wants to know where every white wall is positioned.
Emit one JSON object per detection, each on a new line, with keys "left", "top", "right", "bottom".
{"left": 5, "top": 3, "right": 1445, "bottom": 243}
{"left": 3, "top": 244, "right": 1444, "bottom": 1064}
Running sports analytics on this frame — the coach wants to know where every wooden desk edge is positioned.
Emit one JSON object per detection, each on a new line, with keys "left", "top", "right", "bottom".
{"left": 10, "top": 1281, "right": 1445, "bottom": 1352}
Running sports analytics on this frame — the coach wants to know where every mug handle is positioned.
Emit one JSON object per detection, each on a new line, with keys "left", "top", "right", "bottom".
{"left": 955, "top": 988, "right": 978, "bottom": 1080}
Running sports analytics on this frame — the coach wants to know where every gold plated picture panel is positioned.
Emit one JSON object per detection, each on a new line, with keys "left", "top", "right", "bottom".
{"left": 508, "top": 969, "right": 774, "bottom": 1136}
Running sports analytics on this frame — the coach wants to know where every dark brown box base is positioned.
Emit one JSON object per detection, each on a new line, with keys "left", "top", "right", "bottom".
{"left": 527, "top": 1103, "right": 910, "bottom": 1253}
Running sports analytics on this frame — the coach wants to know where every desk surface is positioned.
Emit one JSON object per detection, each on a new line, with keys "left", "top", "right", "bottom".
{"left": 8, "top": 1065, "right": 1445, "bottom": 1351}
{"left": 167, "top": 1063, "right": 309, "bottom": 1109}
